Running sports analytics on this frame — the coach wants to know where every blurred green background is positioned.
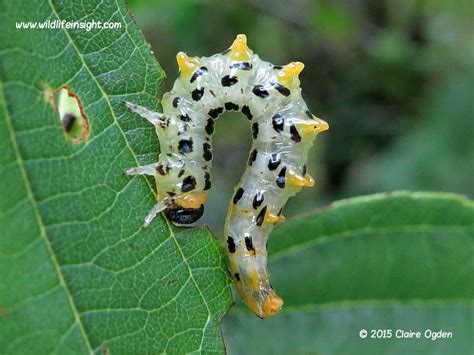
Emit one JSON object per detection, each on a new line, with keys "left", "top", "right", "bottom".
{"left": 128, "top": 0, "right": 474, "bottom": 235}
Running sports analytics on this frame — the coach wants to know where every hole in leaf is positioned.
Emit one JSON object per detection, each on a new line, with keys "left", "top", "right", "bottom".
{"left": 54, "top": 87, "right": 89, "bottom": 144}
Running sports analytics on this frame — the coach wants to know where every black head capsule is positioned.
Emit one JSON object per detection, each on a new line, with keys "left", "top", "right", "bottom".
{"left": 165, "top": 204, "right": 205, "bottom": 225}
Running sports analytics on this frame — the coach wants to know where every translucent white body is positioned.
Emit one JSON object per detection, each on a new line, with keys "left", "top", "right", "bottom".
{"left": 125, "top": 34, "right": 328, "bottom": 318}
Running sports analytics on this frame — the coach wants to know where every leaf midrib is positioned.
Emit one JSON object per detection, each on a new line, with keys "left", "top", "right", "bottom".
{"left": 287, "top": 192, "right": 474, "bottom": 223}
{"left": 48, "top": 0, "right": 214, "bottom": 349}
{"left": 230, "top": 298, "right": 474, "bottom": 316}
{"left": 2, "top": 0, "right": 215, "bottom": 351}
{"left": 1, "top": 80, "right": 93, "bottom": 352}
{"left": 270, "top": 224, "right": 472, "bottom": 262}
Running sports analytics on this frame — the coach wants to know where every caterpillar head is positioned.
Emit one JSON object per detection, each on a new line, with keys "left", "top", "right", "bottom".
{"left": 165, "top": 191, "right": 207, "bottom": 225}
{"left": 165, "top": 204, "right": 204, "bottom": 225}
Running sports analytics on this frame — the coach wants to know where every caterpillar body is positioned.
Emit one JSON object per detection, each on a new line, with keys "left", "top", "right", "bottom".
{"left": 125, "top": 34, "right": 328, "bottom": 318}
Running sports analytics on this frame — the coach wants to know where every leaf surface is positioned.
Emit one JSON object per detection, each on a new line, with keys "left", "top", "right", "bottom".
{"left": 222, "top": 192, "right": 474, "bottom": 354}
{"left": 0, "top": 1, "right": 232, "bottom": 353}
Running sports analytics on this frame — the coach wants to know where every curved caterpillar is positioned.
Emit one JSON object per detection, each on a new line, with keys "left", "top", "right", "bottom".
{"left": 125, "top": 34, "right": 328, "bottom": 318}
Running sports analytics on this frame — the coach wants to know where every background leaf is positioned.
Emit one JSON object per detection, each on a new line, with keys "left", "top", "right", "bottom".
{"left": 222, "top": 192, "right": 474, "bottom": 354}
{"left": 0, "top": 0, "right": 232, "bottom": 353}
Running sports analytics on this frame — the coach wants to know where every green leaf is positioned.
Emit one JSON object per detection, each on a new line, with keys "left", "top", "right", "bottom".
{"left": 222, "top": 192, "right": 474, "bottom": 354}
{"left": 0, "top": 1, "right": 231, "bottom": 353}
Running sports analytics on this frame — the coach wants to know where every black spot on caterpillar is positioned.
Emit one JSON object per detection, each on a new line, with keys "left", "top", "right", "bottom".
{"left": 181, "top": 175, "right": 196, "bottom": 192}
{"left": 192, "top": 88, "right": 204, "bottom": 101}
{"left": 241, "top": 105, "right": 253, "bottom": 120}
{"left": 268, "top": 153, "right": 281, "bottom": 171}
{"left": 205, "top": 118, "right": 214, "bottom": 135}
{"left": 233, "top": 187, "right": 244, "bottom": 204}
{"left": 172, "top": 97, "right": 181, "bottom": 108}
{"left": 290, "top": 124, "right": 301, "bottom": 143}
{"left": 252, "top": 122, "right": 259, "bottom": 139}
{"left": 231, "top": 62, "right": 252, "bottom": 70}
{"left": 272, "top": 113, "right": 284, "bottom": 133}
{"left": 227, "top": 236, "right": 236, "bottom": 253}
{"left": 256, "top": 206, "right": 267, "bottom": 227}
{"left": 155, "top": 164, "right": 167, "bottom": 176}
{"left": 271, "top": 82, "right": 291, "bottom": 97}
{"left": 204, "top": 172, "right": 211, "bottom": 190}
{"left": 202, "top": 142, "right": 213, "bottom": 161}
{"left": 190, "top": 66, "right": 208, "bottom": 83}
{"left": 252, "top": 85, "right": 269, "bottom": 99}
{"left": 178, "top": 138, "right": 193, "bottom": 154}
{"left": 224, "top": 102, "right": 239, "bottom": 111}
{"left": 179, "top": 113, "right": 191, "bottom": 122}
{"left": 208, "top": 107, "right": 224, "bottom": 118}
{"left": 245, "top": 235, "right": 256, "bottom": 254}
{"left": 221, "top": 75, "right": 239, "bottom": 86}
{"left": 276, "top": 167, "right": 287, "bottom": 188}
{"left": 124, "top": 34, "right": 329, "bottom": 319}
{"left": 248, "top": 149, "right": 258, "bottom": 166}
{"left": 252, "top": 191, "right": 264, "bottom": 209}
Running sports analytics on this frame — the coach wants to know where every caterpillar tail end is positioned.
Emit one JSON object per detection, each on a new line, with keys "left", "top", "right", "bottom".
{"left": 240, "top": 288, "right": 283, "bottom": 319}
{"left": 262, "top": 293, "right": 284, "bottom": 318}
{"left": 234, "top": 268, "right": 283, "bottom": 318}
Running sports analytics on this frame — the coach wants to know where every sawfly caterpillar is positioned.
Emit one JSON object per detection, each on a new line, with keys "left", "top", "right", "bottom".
{"left": 125, "top": 34, "right": 328, "bottom": 318}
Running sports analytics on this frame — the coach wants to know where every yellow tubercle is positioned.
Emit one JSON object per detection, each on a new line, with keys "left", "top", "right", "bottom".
{"left": 174, "top": 192, "right": 207, "bottom": 209}
{"left": 298, "top": 119, "right": 330, "bottom": 136}
{"left": 288, "top": 171, "right": 315, "bottom": 188}
{"left": 304, "top": 174, "right": 315, "bottom": 187}
{"left": 265, "top": 213, "right": 279, "bottom": 224}
{"left": 277, "top": 61, "right": 304, "bottom": 88}
{"left": 265, "top": 213, "right": 286, "bottom": 224}
{"left": 176, "top": 51, "right": 200, "bottom": 77}
{"left": 233, "top": 207, "right": 285, "bottom": 224}
{"left": 229, "top": 34, "right": 252, "bottom": 61}
{"left": 315, "top": 119, "right": 330, "bottom": 133}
